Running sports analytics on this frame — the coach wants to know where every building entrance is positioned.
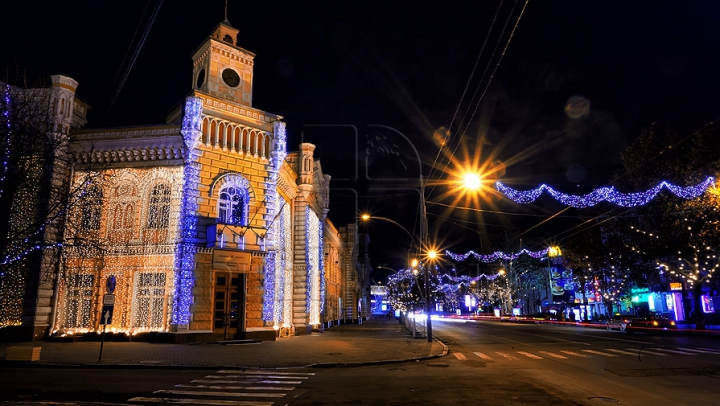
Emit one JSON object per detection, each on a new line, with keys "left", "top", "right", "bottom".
{"left": 213, "top": 272, "right": 245, "bottom": 339}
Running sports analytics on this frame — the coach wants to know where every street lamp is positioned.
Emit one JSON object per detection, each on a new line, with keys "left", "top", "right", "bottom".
{"left": 462, "top": 172, "right": 482, "bottom": 191}
{"left": 360, "top": 214, "right": 415, "bottom": 243}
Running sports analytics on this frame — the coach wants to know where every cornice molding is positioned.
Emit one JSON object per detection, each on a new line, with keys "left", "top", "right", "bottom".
{"left": 195, "top": 92, "right": 277, "bottom": 127}
{"left": 72, "top": 146, "right": 185, "bottom": 165}
{"left": 72, "top": 126, "right": 181, "bottom": 141}
{"left": 70, "top": 126, "right": 186, "bottom": 165}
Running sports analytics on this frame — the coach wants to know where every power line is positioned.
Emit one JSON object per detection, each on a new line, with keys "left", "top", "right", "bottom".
{"left": 427, "top": 0, "right": 530, "bottom": 196}
{"left": 424, "top": 0, "right": 506, "bottom": 186}
{"left": 108, "top": 0, "right": 164, "bottom": 112}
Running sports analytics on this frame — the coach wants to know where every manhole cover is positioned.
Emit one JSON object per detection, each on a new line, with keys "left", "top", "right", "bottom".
{"left": 328, "top": 352, "right": 343, "bottom": 355}
{"left": 387, "top": 368, "right": 405, "bottom": 371}
{"left": 588, "top": 397, "right": 618, "bottom": 403}
{"left": 427, "top": 363, "right": 449, "bottom": 367}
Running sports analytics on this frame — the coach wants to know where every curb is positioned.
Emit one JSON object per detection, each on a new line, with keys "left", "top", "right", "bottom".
{"left": 308, "top": 337, "right": 449, "bottom": 368}
{"left": 1, "top": 338, "right": 450, "bottom": 371}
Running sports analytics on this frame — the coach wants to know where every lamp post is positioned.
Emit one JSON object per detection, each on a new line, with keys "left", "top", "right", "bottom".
{"left": 361, "top": 214, "right": 418, "bottom": 270}
{"left": 423, "top": 248, "right": 437, "bottom": 342}
{"left": 360, "top": 214, "right": 415, "bottom": 242}
{"left": 415, "top": 174, "right": 435, "bottom": 342}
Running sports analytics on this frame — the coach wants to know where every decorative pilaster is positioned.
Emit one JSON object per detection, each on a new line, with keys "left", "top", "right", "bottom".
{"left": 172, "top": 97, "right": 203, "bottom": 329}
{"left": 263, "top": 121, "right": 287, "bottom": 325}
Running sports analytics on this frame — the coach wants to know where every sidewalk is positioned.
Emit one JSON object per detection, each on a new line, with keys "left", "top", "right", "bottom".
{"left": 0, "top": 318, "right": 447, "bottom": 369}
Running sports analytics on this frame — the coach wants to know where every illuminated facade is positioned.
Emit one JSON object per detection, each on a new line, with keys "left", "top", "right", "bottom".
{"left": 0, "top": 75, "right": 90, "bottom": 340}
{"left": 46, "top": 20, "right": 333, "bottom": 341}
{"left": 323, "top": 219, "right": 344, "bottom": 327}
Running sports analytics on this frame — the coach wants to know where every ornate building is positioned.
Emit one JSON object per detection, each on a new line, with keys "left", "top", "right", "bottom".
{"left": 0, "top": 75, "right": 91, "bottom": 340}
{"left": 43, "top": 19, "right": 335, "bottom": 341}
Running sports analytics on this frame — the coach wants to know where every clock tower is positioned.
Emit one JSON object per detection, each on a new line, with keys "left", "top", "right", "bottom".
{"left": 191, "top": 19, "right": 255, "bottom": 106}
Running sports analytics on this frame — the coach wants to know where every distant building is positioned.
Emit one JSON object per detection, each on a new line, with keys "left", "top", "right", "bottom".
{"left": 338, "top": 224, "right": 372, "bottom": 322}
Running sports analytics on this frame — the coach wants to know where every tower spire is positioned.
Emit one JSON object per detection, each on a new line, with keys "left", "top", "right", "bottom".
{"left": 224, "top": 0, "right": 229, "bottom": 22}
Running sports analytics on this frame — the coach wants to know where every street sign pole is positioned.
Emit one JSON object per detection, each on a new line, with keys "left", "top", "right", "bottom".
{"left": 98, "top": 310, "right": 109, "bottom": 362}
{"left": 98, "top": 293, "right": 114, "bottom": 362}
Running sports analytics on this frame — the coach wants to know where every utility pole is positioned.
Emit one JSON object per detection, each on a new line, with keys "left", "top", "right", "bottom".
{"left": 421, "top": 176, "right": 432, "bottom": 343}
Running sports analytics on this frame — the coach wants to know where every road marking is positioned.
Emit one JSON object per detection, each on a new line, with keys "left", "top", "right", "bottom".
{"left": 153, "top": 390, "right": 286, "bottom": 398}
{"left": 217, "top": 370, "right": 315, "bottom": 376}
{"left": 128, "top": 397, "right": 273, "bottom": 405}
{"left": 175, "top": 384, "right": 293, "bottom": 391}
{"left": 193, "top": 379, "right": 303, "bottom": 385}
{"left": 473, "top": 352, "right": 492, "bottom": 360}
{"left": 538, "top": 351, "right": 567, "bottom": 359}
{"left": 484, "top": 334, "right": 533, "bottom": 347}
{"left": 560, "top": 351, "right": 588, "bottom": 358}
{"left": 629, "top": 348, "right": 668, "bottom": 356}
{"left": 581, "top": 350, "right": 617, "bottom": 357}
{"left": 517, "top": 351, "right": 542, "bottom": 359}
{"left": 495, "top": 351, "right": 518, "bottom": 360}
{"left": 521, "top": 333, "right": 592, "bottom": 345}
{"left": 678, "top": 347, "right": 720, "bottom": 354}
{"left": 453, "top": 352, "right": 467, "bottom": 360}
{"left": 699, "top": 347, "right": 720, "bottom": 353}
{"left": 604, "top": 349, "right": 638, "bottom": 356}
{"left": 652, "top": 348, "right": 696, "bottom": 355}
{"left": 207, "top": 374, "right": 309, "bottom": 380}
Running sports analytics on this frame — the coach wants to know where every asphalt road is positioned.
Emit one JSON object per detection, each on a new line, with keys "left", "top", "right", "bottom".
{"left": 2, "top": 319, "right": 719, "bottom": 405}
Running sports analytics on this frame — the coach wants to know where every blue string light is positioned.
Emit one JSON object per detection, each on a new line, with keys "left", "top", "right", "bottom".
{"left": 305, "top": 206, "right": 321, "bottom": 324}
{"left": 496, "top": 177, "right": 715, "bottom": 207}
{"left": 1, "top": 84, "right": 11, "bottom": 199}
{"left": 263, "top": 121, "right": 288, "bottom": 323}
{"left": 319, "top": 220, "right": 325, "bottom": 315}
{"left": 173, "top": 97, "right": 203, "bottom": 326}
{"left": 446, "top": 248, "right": 549, "bottom": 263}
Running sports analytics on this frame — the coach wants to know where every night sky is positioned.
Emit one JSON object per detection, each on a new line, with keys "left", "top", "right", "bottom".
{"left": 2, "top": 1, "right": 719, "bottom": 277}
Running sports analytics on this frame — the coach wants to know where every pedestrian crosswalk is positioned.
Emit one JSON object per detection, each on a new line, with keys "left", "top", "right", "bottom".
{"left": 455, "top": 346, "right": 720, "bottom": 363}
{"left": 128, "top": 369, "right": 315, "bottom": 405}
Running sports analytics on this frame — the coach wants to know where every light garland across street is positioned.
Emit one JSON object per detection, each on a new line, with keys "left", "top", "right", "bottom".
{"left": 495, "top": 177, "right": 715, "bottom": 207}
{"left": 446, "top": 248, "right": 550, "bottom": 263}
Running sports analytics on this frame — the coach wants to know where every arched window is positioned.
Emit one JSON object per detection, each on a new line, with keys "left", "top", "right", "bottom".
{"left": 223, "top": 34, "right": 234, "bottom": 44}
{"left": 218, "top": 185, "right": 247, "bottom": 226}
{"left": 123, "top": 205, "right": 134, "bottom": 228}
{"left": 112, "top": 203, "right": 134, "bottom": 230}
{"left": 80, "top": 185, "right": 103, "bottom": 230}
{"left": 147, "top": 184, "right": 171, "bottom": 229}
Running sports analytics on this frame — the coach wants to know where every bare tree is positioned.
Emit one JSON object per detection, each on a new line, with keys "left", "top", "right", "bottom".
{"left": 0, "top": 72, "right": 102, "bottom": 335}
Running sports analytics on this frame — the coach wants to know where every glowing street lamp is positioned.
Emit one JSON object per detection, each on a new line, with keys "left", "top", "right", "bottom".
{"left": 462, "top": 172, "right": 482, "bottom": 191}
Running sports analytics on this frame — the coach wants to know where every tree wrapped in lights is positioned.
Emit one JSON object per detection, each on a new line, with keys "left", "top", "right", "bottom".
{"left": 511, "top": 254, "right": 547, "bottom": 315}
{"left": 612, "top": 121, "right": 720, "bottom": 329}
{"left": 0, "top": 73, "right": 108, "bottom": 336}
{"left": 386, "top": 269, "right": 419, "bottom": 313}
{"left": 469, "top": 272, "right": 510, "bottom": 314}
{"left": 0, "top": 76, "right": 101, "bottom": 332}
{"left": 560, "top": 219, "right": 641, "bottom": 318}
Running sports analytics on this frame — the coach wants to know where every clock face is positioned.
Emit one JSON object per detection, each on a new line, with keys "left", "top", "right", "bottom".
{"left": 222, "top": 68, "right": 240, "bottom": 88}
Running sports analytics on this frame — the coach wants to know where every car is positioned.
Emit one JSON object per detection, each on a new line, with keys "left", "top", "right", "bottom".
{"left": 625, "top": 315, "right": 677, "bottom": 334}
{"left": 606, "top": 314, "right": 636, "bottom": 331}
